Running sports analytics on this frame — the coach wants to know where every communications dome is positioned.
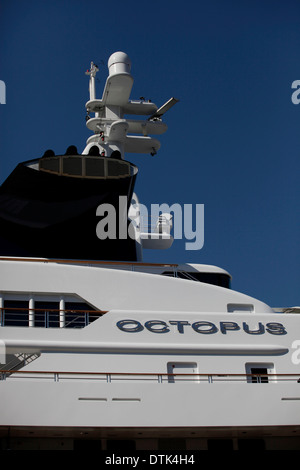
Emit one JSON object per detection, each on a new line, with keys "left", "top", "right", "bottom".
{"left": 108, "top": 51, "right": 131, "bottom": 76}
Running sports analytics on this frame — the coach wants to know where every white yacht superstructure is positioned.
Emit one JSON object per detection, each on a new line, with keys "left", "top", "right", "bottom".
{"left": 0, "top": 52, "right": 299, "bottom": 451}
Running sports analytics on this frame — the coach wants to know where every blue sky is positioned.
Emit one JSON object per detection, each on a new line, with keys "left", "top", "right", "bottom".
{"left": 0, "top": 0, "right": 299, "bottom": 308}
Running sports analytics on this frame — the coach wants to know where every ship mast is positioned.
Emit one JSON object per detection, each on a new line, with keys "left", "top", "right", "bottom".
{"left": 83, "top": 51, "right": 178, "bottom": 160}
{"left": 85, "top": 61, "right": 99, "bottom": 101}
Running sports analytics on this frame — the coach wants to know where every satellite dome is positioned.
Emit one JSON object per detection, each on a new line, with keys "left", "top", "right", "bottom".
{"left": 108, "top": 51, "right": 131, "bottom": 76}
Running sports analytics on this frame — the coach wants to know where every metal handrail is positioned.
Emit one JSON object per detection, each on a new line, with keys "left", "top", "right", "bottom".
{"left": 0, "top": 307, "right": 106, "bottom": 314}
{"left": 0, "top": 307, "right": 107, "bottom": 328}
{"left": 0, "top": 370, "right": 299, "bottom": 383}
{"left": 0, "top": 257, "right": 178, "bottom": 268}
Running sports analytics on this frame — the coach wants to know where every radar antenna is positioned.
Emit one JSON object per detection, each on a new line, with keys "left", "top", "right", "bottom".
{"left": 85, "top": 62, "right": 99, "bottom": 100}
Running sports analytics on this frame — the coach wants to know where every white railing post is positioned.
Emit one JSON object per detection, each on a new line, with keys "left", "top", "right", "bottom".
{"left": 0, "top": 295, "right": 3, "bottom": 326}
{"left": 59, "top": 298, "right": 65, "bottom": 328}
{"left": 29, "top": 298, "right": 35, "bottom": 327}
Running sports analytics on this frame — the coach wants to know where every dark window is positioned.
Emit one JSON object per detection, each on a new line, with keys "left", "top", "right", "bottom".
{"left": 3, "top": 300, "right": 29, "bottom": 327}
{"left": 251, "top": 368, "right": 269, "bottom": 383}
{"left": 162, "top": 271, "right": 231, "bottom": 288}
{"left": 35, "top": 301, "right": 59, "bottom": 328}
{"left": 1, "top": 299, "right": 102, "bottom": 329}
{"left": 65, "top": 302, "right": 96, "bottom": 328}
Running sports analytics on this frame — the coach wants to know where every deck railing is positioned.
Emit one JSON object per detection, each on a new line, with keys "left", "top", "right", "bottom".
{"left": 0, "top": 307, "right": 106, "bottom": 328}
{"left": 0, "top": 256, "right": 178, "bottom": 268}
{"left": 0, "top": 370, "right": 299, "bottom": 384}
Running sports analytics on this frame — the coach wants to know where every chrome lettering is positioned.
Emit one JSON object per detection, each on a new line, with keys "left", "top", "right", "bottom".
{"left": 220, "top": 321, "right": 240, "bottom": 334}
{"left": 116, "top": 319, "right": 144, "bottom": 333}
{"left": 144, "top": 320, "right": 170, "bottom": 333}
{"left": 169, "top": 320, "right": 190, "bottom": 333}
{"left": 243, "top": 322, "right": 265, "bottom": 335}
{"left": 266, "top": 322, "right": 287, "bottom": 335}
{"left": 116, "top": 320, "right": 287, "bottom": 335}
{"left": 192, "top": 321, "right": 218, "bottom": 334}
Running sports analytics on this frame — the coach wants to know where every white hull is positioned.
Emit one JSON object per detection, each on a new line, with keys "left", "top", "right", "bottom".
{"left": 0, "top": 258, "right": 299, "bottom": 450}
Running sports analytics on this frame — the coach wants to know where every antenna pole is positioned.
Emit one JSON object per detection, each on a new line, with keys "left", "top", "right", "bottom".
{"left": 85, "top": 62, "right": 99, "bottom": 100}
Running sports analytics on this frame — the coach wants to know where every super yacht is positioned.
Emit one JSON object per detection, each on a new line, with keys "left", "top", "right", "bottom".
{"left": 0, "top": 52, "right": 299, "bottom": 451}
